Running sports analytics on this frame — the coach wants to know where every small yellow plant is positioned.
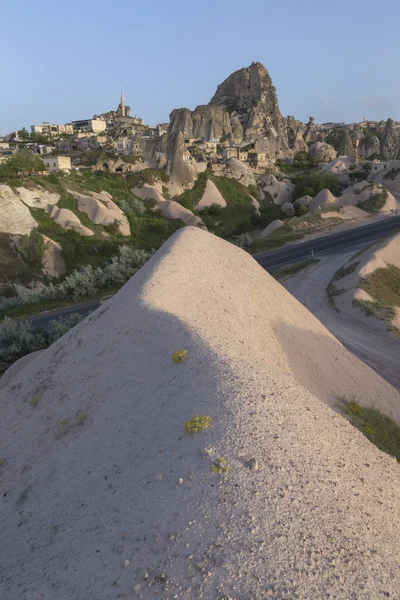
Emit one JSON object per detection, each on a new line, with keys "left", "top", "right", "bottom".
{"left": 29, "top": 395, "right": 41, "bottom": 407}
{"left": 77, "top": 412, "right": 88, "bottom": 426}
{"left": 211, "top": 457, "right": 228, "bottom": 473}
{"left": 57, "top": 418, "right": 72, "bottom": 438}
{"left": 185, "top": 414, "right": 212, "bottom": 433}
{"left": 172, "top": 350, "right": 188, "bottom": 364}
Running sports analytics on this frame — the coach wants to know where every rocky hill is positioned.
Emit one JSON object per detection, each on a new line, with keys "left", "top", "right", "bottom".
{"left": 209, "top": 62, "right": 287, "bottom": 142}
{"left": 1, "top": 228, "right": 400, "bottom": 599}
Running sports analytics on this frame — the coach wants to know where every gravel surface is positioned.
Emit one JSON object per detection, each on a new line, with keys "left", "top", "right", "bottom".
{"left": 1, "top": 227, "right": 400, "bottom": 600}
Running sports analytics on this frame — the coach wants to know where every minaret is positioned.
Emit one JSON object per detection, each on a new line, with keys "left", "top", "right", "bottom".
{"left": 120, "top": 91, "right": 125, "bottom": 117}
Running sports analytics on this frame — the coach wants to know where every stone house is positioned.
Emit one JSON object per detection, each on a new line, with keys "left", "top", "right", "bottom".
{"left": 43, "top": 156, "right": 72, "bottom": 173}
{"left": 222, "top": 147, "right": 248, "bottom": 161}
{"left": 31, "top": 123, "right": 73, "bottom": 137}
{"left": 72, "top": 118, "right": 106, "bottom": 133}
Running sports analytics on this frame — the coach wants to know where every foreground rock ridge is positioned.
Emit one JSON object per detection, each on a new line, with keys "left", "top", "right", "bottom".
{"left": 1, "top": 228, "right": 400, "bottom": 599}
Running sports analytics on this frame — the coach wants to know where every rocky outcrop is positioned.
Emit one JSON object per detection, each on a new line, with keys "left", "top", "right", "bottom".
{"left": 359, "top": 135, "right": 381, "bottom": 159}
{"left": 46, "top": 207, "right": 93, "bottom": 236}
{"left": 192, "top": 105, "right": 232, "bottom": 141}
{"left": 281, "top": 202, "right": 295, "bottom": 217}
{"left": 230, "top": 113, "right": 243, "bottom": 144}
{"left": 224, "top": 158, "right": 255, "bottom": 188}
{"left": 68, "top": 190, "right": 130, "bottom": 236}
{"left": 16, "top": 187, "right": 60, "bottom": 210}
{"left": 168, "top": 105, "right": 234, "bottom": 142}
{"left": 167, "top": 132, "right": 198, "bottom": 188}
{"left": 337, "top": 130, "right": 354, "bottom": 157}
{"left": 286, "top": 116, "right": 307, "bottom": 152}
{"left": 41, "top": 234, "right": 66, "bottom": 277}
{"left": 381, "top": 118, "right": 398, "bottom": 160}
{"left": 308, "top": 141, "right": 337, "bottom": 163}
{"left": 294, "top": 195, "right": 313, "bottom": 207}
{"left": 260, "top": 219, "right": 284, "bottom": 238}
{"left": 303, "top": 117, "right": 321, "bottom": 144}
{"left": 197, "top": 179, "right": 227, "bottom": 211}
{"left": 260, "top": 174, "right": 294, "bottom": 206}
{"left": 168, "top": 108, "right": 194, "bottom": 139}
{"left": 0, "top": 185, "right": 37, "bottom": 235}
{"left": 133, "top": 185, "right": 205, "bottom": 228}
{"left": 209, "top": 62, "right": 288, "bottom": 143}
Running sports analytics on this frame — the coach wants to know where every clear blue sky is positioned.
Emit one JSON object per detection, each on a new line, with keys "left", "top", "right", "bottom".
{"left": 1, "top": 0, "right": 400, "bottom": 134}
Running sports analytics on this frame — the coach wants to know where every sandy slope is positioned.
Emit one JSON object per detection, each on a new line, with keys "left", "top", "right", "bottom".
{"left": 1, "top": 228, "right": 400, "bottom": 599}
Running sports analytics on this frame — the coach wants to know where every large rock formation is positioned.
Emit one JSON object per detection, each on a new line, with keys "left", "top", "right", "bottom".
{"left": 0, "top": 185, "right": 37, "bottom": 235}
{"left": 303, "top": 117, "right": 321, "bottom": 144}
{"left": 308, "top": 141, "right": 337, "bottom": 163}
{"left": 381, "top": 118, "right": 398, "bottom": 160}
{"left": 359, "top": 135, "right": 381, "bottom": 159}
{"left": 337, "top": 130, "right": 354, "bottom": 157}
{"left": 286, "top": 116, "right": 307, "bottom": 152}
{"left": 68, "top": 190, "right": 131, "bottom": 236}
{"left": 168, "top": 105, "right": 234, "bottom": 142}
{"left": 209, "top": 62, "right": 288, "bottom": 143}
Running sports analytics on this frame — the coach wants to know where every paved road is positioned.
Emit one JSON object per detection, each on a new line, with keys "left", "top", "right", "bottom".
{"left": 256, "top": 215, "right": 400, "bottom": 270}
{"left": 24, "top": 300, "right": 101, "bottom": 331}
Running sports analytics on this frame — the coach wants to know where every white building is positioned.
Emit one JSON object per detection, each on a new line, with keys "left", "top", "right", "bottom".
{"left": 43, "top": 156, "right": 72, "bottom": 173}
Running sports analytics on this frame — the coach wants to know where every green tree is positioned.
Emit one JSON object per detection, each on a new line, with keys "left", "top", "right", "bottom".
{"left": 0, "top": 151, "right": 47, "bottom": 178}
{"left": 293, "top": 171, "right": 338, "bottom": 200}
{"left": 18, "top": 230, "right": 49, "bottom": 269}
{"left": 30, "top": 132, "right": 48, "bottom": 144}
{"left": 17, "top": 127, "right": 30, "bottom": 142}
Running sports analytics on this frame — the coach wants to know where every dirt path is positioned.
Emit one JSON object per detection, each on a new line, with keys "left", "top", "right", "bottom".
{"left": 283, "top": 250, "right": 400, "bottom": 392}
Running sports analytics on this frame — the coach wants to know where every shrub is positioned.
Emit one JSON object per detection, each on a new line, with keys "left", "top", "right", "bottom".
{"left": 0, "top": 312, "right": 85, "bottom": 375}
{"left": 294, "top": 204, "right": 308, "bottom": 217}
{"left": 236, "top": 233, "right": 253, "bottom": 248}
{"left": 211, "top": 457, "right": 228, "bottom": 473}
{"left": 185, "top": 414, "right": 212, "bottom": 433}
{"left": 0, "top": 246, "right": 152, "bottom": 311}
{"left": 116, "top": 197, "right": 146, "bottom": 216}
{"left": 18, "top": 231, "right": 49, "bottom": 269}
{"left": 172, "top": 349, "right": 188, "bottom": 364}
{"left": 293, "top": 171, "right": 338, "bottom": 200}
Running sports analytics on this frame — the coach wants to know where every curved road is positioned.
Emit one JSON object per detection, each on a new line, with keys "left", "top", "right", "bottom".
{"left": 280, "top": 249, "right": 400, "bottom": 392}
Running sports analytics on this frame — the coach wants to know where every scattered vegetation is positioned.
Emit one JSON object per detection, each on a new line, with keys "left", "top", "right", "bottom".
{"left": 339, "top": 398, "right": 400, "bottom": 462}
{"left": 235, "top": 233, "right": 253, "bottom": 249}
{"left": 326, "top": 282, "right": 345, "bottom": 309}
{"left": 362, "top": 264, "right": 400, "bottom": 308}
{"left": 175, "top": 171, "right": 208, "bottom": 211}
{"left": 185, "top": 414, "right": 213, "bottom": 433}
{"left": 17, "top": 231, "right": 49, "bottom": 269}
{"left": 57, "top": 418, "right": 72, "bottom": 438}
{"left": 332, "top": 261, "right": 360, "bottom": 281}
{"left": 172, "top": 349, "right": 188, "bottom": 364}
{"left": 357, "top": 189, "right": 388, "bottom": 214}
{"left": 127, "top": 168, "right": 169, "bottom": 188}
{"left": 29, "top": 394, "right": 41, "bottom": 407}
{"left": 353, "top": 298, "right": 395, "bottom": 321}
{"left": 211, "top": 456, "right": 229, "bottom": 473}
{"left": 250, "top": 226, "right": 304, "bottom": 255}
{"left": 0, "top": 313, "right": 85, "bottom": 375}
{"left": 0, "top": 246, "right": 152, "bottom": 314}
{"left": 77, "top": 412, "right": 88, "bottom": 425}
{"left": 293, "top": 170, "right": 338, "bottom": 200}
{"left": 272, "top": 259, "right": 319, "bottom": 280}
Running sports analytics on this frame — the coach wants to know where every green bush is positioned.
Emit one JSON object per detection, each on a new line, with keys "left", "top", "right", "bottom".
{"left": 293, "top": 170, "right": 338, "bottom": 200}
{"left": 18, "top": 231, "right": 49, "bottom": 269}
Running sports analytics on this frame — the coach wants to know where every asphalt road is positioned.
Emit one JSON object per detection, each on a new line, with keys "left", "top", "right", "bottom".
{"left": 22, "top": 216, "right": 400, "bottom": 330}
{"left": 256, "top": 215, "right": 400, "bottom": 271}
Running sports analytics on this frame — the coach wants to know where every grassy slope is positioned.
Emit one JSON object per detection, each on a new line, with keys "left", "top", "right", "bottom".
{"left": 362, "top": 264, "right": 400, "bottom": 308}
{"left": 272, "top": 259, "right": 319, "bottom": 280}
{"left": 340, "top": 399, "right": 400, "bottom": 462}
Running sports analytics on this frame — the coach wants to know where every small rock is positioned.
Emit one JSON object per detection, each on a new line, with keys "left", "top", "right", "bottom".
{"left": 156, "top": 474, "right": 163, "bottom": 481}
{"left": 177, "top": 478, "right": 184, "bottom": 486}
{"left": 123, "top": 559, "right": 130, "bottom": 567}
{"left": 247, "top": 458, "right": 259, "bottom": 471}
